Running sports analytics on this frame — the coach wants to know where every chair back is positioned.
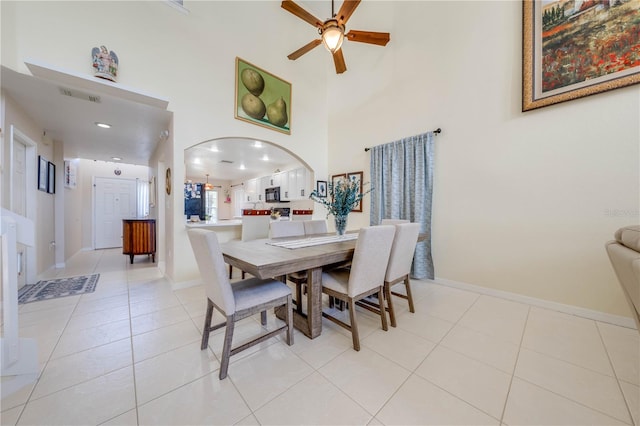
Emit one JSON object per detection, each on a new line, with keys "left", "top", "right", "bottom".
{"left": 270, "top": 220, "right": 305, "bottom": 238}
{"left": 303, "top": 219, "right": 328, "bottom": 235}
{"left": 348, "top": 225, "right": 396, "bottom": 297}
{"left": 241, "top": 215, "right": 270, "bottom": 241}
{"left": 386, "top": 223, "right": 420, "bottom": 282}
{"left": 187, "top": 229, "right": 236, "bottom": 315}
{"left": 381, "top": 219, "right": 409, "bottom": 225}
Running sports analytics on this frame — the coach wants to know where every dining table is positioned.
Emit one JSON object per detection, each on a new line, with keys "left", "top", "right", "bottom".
{"left": 220, "top": 230, "right": 428, "bottom": 339}
{"left": 220, "top": 233, "right": 359, "bottom": 339}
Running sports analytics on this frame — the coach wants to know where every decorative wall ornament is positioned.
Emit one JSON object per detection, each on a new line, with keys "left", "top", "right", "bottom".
{"left": 91, "top": 45, "right": 119, "bottom": 82}
{"left": 165, "top": 168, "right": 172, "bottom": 195}
{"left": 523, "top": 0, "right": 640, "bottom": 111}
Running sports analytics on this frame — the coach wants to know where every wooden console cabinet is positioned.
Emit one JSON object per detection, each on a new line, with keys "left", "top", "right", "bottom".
{"left": 122, "top": 219, "right": 156, "bottom": 264}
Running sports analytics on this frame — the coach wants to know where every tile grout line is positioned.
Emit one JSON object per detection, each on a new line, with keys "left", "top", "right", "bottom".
{"left": 498, "top": 305, "right": 531, "bottom": 425}
{"left": 595, "top": 321, "right": 637, "bottom": 426}
{"left": 124, "top": 261, "right": 143, "bottom": 426}
{"left": 368, "top": 287, "right": 485, "bottom": 422}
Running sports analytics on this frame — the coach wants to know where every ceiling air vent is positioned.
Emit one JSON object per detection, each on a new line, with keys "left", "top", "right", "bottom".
{"left": 58, "top": 87, "right": 101, "bottom": 103}
{"left": 220, "top": 160, "right": 234, "bottom": 164}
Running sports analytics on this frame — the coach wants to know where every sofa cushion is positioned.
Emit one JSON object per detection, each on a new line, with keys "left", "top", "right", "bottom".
{"left": 614, "top": 225, "right": 640, "bottom": 252}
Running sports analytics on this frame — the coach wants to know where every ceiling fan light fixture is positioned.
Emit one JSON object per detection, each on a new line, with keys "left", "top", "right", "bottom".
{"left": 321, "top": 19, "right": 344, "bottom": 53}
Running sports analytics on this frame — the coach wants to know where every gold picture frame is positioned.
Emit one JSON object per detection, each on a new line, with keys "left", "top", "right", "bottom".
{"left": 522, "top": 0, "right": 640, "bottom": 111}
{"left": 235, "top": 57, "right": 292, "bottom": 134}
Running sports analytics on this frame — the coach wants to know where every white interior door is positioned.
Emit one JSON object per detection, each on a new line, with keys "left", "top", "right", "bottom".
{"left": 94, "top": 177, "right": 137, "bottom": 249}
{"left": 9, "top": 126, "right": 37, "bottom": 286}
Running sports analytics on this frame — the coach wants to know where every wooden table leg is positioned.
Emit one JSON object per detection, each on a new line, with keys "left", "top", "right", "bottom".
{"left": 275, "top": 267, "right": 323, "bottom": 339}
{"left": 306, "top": 267, "right": 323, "bottom": 339}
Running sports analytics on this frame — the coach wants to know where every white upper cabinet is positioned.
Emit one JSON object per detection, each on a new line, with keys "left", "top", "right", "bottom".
{"left": 245, "top": 167, "right": 310, "bottom": 203}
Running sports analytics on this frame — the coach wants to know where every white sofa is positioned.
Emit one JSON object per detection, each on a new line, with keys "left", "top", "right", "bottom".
{"left": 605, "top": 225, "right": 640, "bottom": 332}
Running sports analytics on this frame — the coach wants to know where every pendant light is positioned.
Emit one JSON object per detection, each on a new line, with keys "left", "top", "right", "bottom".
{"left": 204, "top": 174, "right": 213, "bottom": 190}
{"left": 321, "top": 0, "right": 344, "bottom": 54}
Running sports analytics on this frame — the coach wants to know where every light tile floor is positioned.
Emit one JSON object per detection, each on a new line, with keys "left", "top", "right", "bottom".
{"left": 1, "top": 248, "right": 638, "bottom": 425}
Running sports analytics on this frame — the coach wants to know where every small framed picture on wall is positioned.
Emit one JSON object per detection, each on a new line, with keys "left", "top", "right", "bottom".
{"left": 347, "top": 171, "right": 364, "bottom": 212}
{"left": 47, "top": 162, "right": 56, "bottom": 194}
{"left": 316, "top": 180, "right": 327, "bottom": 198}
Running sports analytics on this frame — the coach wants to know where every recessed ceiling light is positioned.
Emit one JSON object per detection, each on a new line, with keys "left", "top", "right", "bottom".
{"left": 95, "top": 122, "right": 111, "bottom": 129}
{"left": 253, "top": 141, "right": 263, "bottom": 148}
{"left": 111, "top": 157, "right": 122, "bottom": 161}
{"left": 239, "top": 163, "right": 246, "bottom": 170}
{"left": 209, "top": 147, "right": 219, "bottom": 152}
{"left": 262, "top": 154, "right": 269, "bottom": 161}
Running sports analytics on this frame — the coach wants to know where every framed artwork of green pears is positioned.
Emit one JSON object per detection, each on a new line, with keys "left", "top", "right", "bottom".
{"left": 235, "top": 57, "right": 292, "bottom": 135}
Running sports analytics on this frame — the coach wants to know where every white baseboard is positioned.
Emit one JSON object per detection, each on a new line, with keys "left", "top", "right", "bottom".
{"left": 433, "top": 277, "right": 637, "bottom": 330}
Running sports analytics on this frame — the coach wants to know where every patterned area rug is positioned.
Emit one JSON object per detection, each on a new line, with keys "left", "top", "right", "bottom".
{"left": 18, "top": 274, "right": 100, "bottom": 304}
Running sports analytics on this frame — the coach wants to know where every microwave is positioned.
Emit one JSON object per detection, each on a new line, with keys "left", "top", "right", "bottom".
{"left": 265, "top": 186, "right": 280, "bottom": 203}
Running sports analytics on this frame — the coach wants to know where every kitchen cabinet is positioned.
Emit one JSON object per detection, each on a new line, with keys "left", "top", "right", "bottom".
{"left": 284, "top": 167, "right": 309, "bottom": 200}
{"left": 122, "top": 219, "right": 156, "bottom": 264}
{"left": 245, "top": 167, "right": 310, "bottom": 202}
{"left": 244, "top": 178, "right": 257, "bottom": 202}
{"left": 258, "top": 176, "right": 270, "bottom": 201}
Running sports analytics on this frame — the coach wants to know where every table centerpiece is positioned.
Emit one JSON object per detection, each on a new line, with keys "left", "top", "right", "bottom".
{"left": 309, "top": 177, "right": 371, "bottom": 235}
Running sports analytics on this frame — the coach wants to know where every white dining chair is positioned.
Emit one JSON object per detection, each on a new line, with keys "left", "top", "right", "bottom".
{"left": 380, "top": 219, "right": 409, "bottom": 225}
{"left": 270, "top": 220, "right": 305, "bottom": 238}
{"left": 269, "top": 220, "right": 308, "bottom": 312}
{"left": 188, "top": 229, "right": 293, "bottom": 379}
{"left": 321, "top": 225, "right": 396, "bottom": 351}
{"left": 303, "top": 219, "right": 328, "bottom": 235}
{"left": 228, "top": 215, "right": 271, "bottom": 279}
{"left": 359, "top": 222, "right": 420, "bottom": 327}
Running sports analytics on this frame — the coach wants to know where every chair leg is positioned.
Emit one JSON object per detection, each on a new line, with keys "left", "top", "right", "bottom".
{"left": 241, "top": 271, "right": 246, "bottom": 279}
{"left": 219, "top": 314, "right": 235, "bottom": 380}
{"left": 378, "top": 288, "right": 388, "bottom": 331}
{"left": 201, "top": 299, "right": 214, "bottom": 350}
{"left": 384, "top": 282, "right": 397, "bottom": 328}
{"left": 348, "top": 297, "right": 360, "bottom": 351}
{"left": 228, "top": 264, "right": 233, "bottom": 279}
{"left": 405, "top": 276, "right": 415, "bottom": 313}
{"left": 260, "top": 310, "right": 267, "bottom": 326}
{"left": 285, "top": 295, "right": 294, "bottom": 346}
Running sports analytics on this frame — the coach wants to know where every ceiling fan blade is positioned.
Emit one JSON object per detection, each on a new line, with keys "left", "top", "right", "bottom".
{"left": 281, "top": 0, "right": 323, "bottom": 28}
{"left": 335, "top": 0, "right": 361, "bottom": 26}
{"left": 287, "top": 39, "right": 323, "bottom": 60}
{"left": 332, "top": 49, "right": 347, "bottom": 74}
{"left": 345, "top": 30, "right": 390, "bottom": 46}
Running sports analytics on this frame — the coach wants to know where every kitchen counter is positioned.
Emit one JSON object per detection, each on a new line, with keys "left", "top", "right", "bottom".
{"left": 185, "top": 219, "right": 242, "bottom": 243}
{"left": 185, "top": 219, "right": 242, "bottom": 228}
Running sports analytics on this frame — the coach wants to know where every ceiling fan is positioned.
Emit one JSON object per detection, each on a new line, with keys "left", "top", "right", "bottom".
{"left": 281, "top": 0, "right": 390, "bottom": 74}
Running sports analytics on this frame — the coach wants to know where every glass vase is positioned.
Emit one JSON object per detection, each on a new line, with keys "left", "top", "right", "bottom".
{"left": 334, "top": 214, "right": 348, "bottom": 236}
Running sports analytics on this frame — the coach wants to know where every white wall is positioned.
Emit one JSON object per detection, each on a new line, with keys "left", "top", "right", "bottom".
{"left": 327, "top": 1, "right": 640, "bottom": 318}
{"left": 63, "top": 158, "right": 83, "bottom": 260}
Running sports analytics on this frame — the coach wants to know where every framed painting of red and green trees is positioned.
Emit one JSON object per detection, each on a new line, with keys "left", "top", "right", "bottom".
{"left": 523, "top": 0, "right": 640, "bottom": 111}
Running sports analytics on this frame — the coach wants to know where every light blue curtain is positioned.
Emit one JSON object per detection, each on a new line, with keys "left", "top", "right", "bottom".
{"left": 370, "top": 132, "right": 435, "bottom": 279}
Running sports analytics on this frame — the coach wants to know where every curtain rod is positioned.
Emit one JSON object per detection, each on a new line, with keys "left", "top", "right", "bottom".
{"left": 364, "top": 128, "right": 441, "bottom": 152}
